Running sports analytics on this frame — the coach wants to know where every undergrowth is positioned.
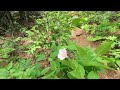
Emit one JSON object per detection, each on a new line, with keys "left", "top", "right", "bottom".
{"left": 0, "top": 11, "right": 120, "bottom": 79}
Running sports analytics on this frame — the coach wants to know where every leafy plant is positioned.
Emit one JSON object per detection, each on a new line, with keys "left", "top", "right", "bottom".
{"left": 0, "top": 11, "right": 120, "bottom": 79}
{"left": 41, "top": 40, "right": 114, "bottom": 79}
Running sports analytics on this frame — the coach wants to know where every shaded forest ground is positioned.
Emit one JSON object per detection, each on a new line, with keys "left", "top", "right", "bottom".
{"left": 0, "top": 11, "right": 120, "bottom": 79}
{"left": 1, "top": 27, "right": 120, "bottom": 79}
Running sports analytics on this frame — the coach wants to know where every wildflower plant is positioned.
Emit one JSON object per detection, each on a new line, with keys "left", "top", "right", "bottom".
{"left": 58, "top": 48, "right": 68, "bottom": 60}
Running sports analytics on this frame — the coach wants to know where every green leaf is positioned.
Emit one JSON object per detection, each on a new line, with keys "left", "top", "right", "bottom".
{"left": 6, "top": 62, "right": 13, "bottom": 70}
{"left": 116, "top": 13, "right": 120, "bottom": 16}
{"left": 77, "top": 64, "right": 85, "bottom": 78}
{"left": 50, "top": 61, "right": 57, "bottom": 70}
{"left": 72, "top": 17, "right": 81, "bottom": 28}
{"left": 67, "top": 70, "right": 80, "bottom": 79}
{"left": 95, "top": 41, "right": 113, "bottom": 56}
{"left": 0, "top": 48, "right": 15, "bottom": 58}
{"left": 49, "top": 51, "right": 58, "bottom": 60}
{"left": 106, "top": 36, "right": 117, "bottom": 41}
{"left": 41, "top": 67, "right": 50, "bottom": 75}
{"left": 87, "top": 71, "right": 99, "bottom": 79}
{"left": 68, "top": 65, "right": 85, "bottom": 79}
{"left": 34, "top": 63, "right": 41, "bottom": 69}
{"left": 36, "top": 54, "right": 45, "bottom": 62}
{"left": 76, "top": 46, "right": 88, "bottom": 61}
{"left": 35, "top": 70, "right": 41, "bottom": 77}
{"left": 30, "top": 70, "right": 36, "bottom": 77}
{"left": 12, "top": 71, "right": 24, "bottom": 77}
{"left": 41, "top": 70, "right": 56, "bottom": 79}
{"left": 56, "top": 61, "right": 60, "bottom": 68}
{"left": 67, "top": 45, "right": 77, "bottom": 51}
{"left": 101, "top": 56, "right": 115, "bottom": 63}
{"left": 76, "top": 46, "right": 97, "bottom": 66}
{"left": 87, "top": 36, "right": 104, "bottom": 41}
{"left": 116, "top": 60, "right": 120, "bottom": 67}
{"left": 60, "top": 60, "right": 76, "bottom": 69}
{"left": 76, "top": 46, "right": 113, "bottom": 70}
{"left": 10, "top": 69, "right": 16, "bottom": 73}
{"left": 0, "top": 48, "right": 15, "bottom": 53}
{"left": 0, "top": 69, "right": 9, "bottom": 78}
{"left": 48, "top": 58, "right": 52, "bottom": 61}
{"left": 13, "top": 63, "right": 19, "bottom": 69}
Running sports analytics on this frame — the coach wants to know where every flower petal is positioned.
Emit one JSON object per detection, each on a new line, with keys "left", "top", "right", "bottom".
{"left": 58, "top": 48, "right": 68, "bottom": 60}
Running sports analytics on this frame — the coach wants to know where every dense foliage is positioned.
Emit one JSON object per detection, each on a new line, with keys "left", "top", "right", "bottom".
{"left": 0, "top": 11, "right": 120, "bottom": 79}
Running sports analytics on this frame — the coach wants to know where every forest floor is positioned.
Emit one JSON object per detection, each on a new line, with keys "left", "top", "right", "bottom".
{"left": 1, "top": 27, "right": 120, "bottom": 79}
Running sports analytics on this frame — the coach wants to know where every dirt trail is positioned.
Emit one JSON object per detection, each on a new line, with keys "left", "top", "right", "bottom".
{"left": 70, "top": 27, "right": 120, "bottom": 79}
{"left": 70, "top": 27, "right": 101, "bottom": 49}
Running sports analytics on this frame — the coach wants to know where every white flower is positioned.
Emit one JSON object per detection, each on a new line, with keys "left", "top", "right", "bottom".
{"left": 58, "top": 48, "right": 68, "bottom": 60}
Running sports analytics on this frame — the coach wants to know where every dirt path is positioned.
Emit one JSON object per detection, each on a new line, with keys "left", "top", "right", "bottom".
{"left": 70, "top": 27, "right": 101, "bottom": 49}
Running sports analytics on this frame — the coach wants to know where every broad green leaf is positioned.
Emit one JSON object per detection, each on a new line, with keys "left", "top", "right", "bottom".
{"left": 49, "top": 51, "right": 58, "bottom": 60}
{"left": 95, "top": 41, "right": 113, "bottom": 56}
{"left": 0, "top": 69, "right": 9, "bottom": 78}
{"left": 41, "top": 70, "right": 56, "bottom": 79}
{"left": 35, "top": 70, "right": 41, "bottom": 77}
{"left": 36, "top": 54, "right": 45, "bottom": 62}
{"left": 116, "top": 13, "right": 120, "bottom": 16}
{"left": 68, "top": 70, "right": 81, "bottom": 79}
{"left": 24, "top": 68, "right": 31, "bottom": 76}
{"left": 101, "top": 56, "right": 115, "bottom": 63}
{"left": 30, "top": 66, "right": 36, "bottom": 78}
{"left": 76, "top": 46, "right": 113, "bottom": 70}
{"left": 30, "top": 70, "right": 36, "bottom": 77}
{"left": 68, "top": 65, "right": 85, "bottom": 79}
{"left": 88, "top": 60, "right": 113, "bottom": 70}
{"left": 12, "top": 71, "right": 24, "bottom": 77}
{"left": 116, "top": 60, "right": 120, "bottom": 67}
{"left": 0, "top": 48, "right": 15, "bottom": 54}
{"left": 76, "top": 46, "right": 88, "bottom": 61}
{"left": 34, "top": 63, "right": 41, "bottom": 69}
{"left": 72, "top": 17, "right": 81, "bottom": 27}
{"left": 56, "top": 61, "right": 60, "bottom": 68}
{"left": 10, "top": 69, "right": 16, "bottom": 73}
{"left": 60, "top": 60, "right": 76, "bottom": 69}
{"left": 77, "top": 64, "right": 85, "bottom": 78}
{"left": 6, "top": 62, "right": 13, "bottom": 70}
{"left": 41, "top": 67, "right": 50, "bottom": 75}
{"left": 48, "top": 58, "right": 52, "bottom": 61}
{"left": 106, "top": 36, "right": 117, "bottom": 41}
{"left": 50, "top": 61, "right": 57, "bottom": 70}
{"left": 76, "top": 46, "right": 97, "bottom": 66}
{"left": 87, "top": 71, "right": 99, "bottom": 79}
{"left": 67, "top": 45, "right": 77, "bottom": 50}
{"left": 87, "top": 36, "right": 104, "bottom": 41}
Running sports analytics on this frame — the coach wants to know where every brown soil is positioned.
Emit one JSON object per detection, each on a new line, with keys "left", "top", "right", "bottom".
{"left": 98, "top": 70, "right": 120, "bottom": 79}
{"left": 70, "top": 27, "right": 120, "bottom": 79}
{"left": 39, "top": 60, "right": 50, "bottom": 68}
{"left": 70, "top": 27, "right": 101, "bottom": 49}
